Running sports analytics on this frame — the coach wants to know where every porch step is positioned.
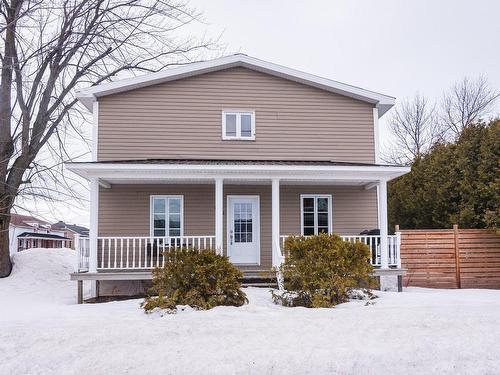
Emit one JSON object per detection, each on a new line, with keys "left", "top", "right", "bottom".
{"left": 240, "top": 270, "right": 277, "bottom": 288}
{"left": 242, "top": 283, "right": 277, "bottom": 288}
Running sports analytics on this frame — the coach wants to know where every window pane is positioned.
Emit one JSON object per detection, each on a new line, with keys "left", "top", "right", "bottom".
{"left": 303, "top": 213, "right": 314, "bottom": 227}
{"left": 169, "top": 214, "right": 181, "bottom": 229}
{"left": 169, "top": 228, "right": 180, "bottom": 237}
{"left": 303, "top": 227, "right": 315, "bottom": 236}
{"left": 154, "top": 198, "right": 165, "bottom": 213}
{"left": 317, "top": 198, "right": 329, "bottom": 212}
{"left": 225, "top": 114, "right": 236, "bottom": 136}
{"left": 154, "top": 214, "right": 165, "bottom": 229}
{"left": 303, "top": 198, "right": 314, "bottom": 212}
{"left": 169, "top": 198, "right": 181, "bottom": 214}
{"left": 318, "top": 227, "right": 329, "bottom": 234}
{"left": 241, "top": 114, "right": 252, "bottom": 137}
{"left": 154, "top": 229, "right": 165, "bottom": 237}
{"left": 318, "top": 212, "right": 329, "bottom": 227}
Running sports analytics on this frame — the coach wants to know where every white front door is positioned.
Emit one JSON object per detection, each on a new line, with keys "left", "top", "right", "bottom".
{"left": 227, "top": 196, "right": 260, "bottom": 265}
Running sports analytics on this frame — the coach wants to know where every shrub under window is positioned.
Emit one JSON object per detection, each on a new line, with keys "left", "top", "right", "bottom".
{"left": 273, "top": 233, "right": 376, "bottom": 308}
{"left": 142, "top": 249, "right": 247, "bottom": 312}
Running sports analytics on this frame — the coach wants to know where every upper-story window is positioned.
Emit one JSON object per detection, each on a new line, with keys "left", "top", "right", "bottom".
{"left": 222, "top": 110, "right": 255, "bottom": 140}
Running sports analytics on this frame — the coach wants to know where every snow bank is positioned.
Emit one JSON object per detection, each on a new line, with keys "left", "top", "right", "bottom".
{"left": 0, "top": 248, "right": 77, "bottom": 305}
{"left": 1, "top": 248, "right": 500, "bottom": 374}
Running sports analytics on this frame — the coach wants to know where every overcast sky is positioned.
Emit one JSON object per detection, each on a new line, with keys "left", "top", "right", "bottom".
{"left": 32, "top": 0, "right": 500, "bottom": 226}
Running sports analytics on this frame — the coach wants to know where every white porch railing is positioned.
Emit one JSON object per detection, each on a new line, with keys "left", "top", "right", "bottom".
{"left": 75, "top": 235, "right": 90, "bottom": 272}
{"left": 76, "top": 233, "right": 401, "bottom": 272}
{"left": 95, "top": 235, "right": 215, "bottom": 270}
{"left": 280, "top": 234, "right": 401, "bottom": 267}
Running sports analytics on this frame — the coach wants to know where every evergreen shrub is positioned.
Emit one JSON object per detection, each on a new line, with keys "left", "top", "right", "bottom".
{"left": 142, "top": 249, "right": 247, "bottom": 312}
{"left": 272, "top": 233, "right": 376, "bottom": 308}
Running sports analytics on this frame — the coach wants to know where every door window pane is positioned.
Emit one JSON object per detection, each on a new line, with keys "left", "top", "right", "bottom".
{"left": 225, "top": 114, "right": 237, "bottom": 136}
{"left": 233, "top": 202, "right": 253, "bottom": 243}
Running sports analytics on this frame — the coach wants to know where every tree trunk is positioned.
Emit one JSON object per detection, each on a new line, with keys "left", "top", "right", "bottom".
{"left": 0, "top": 208, "right": 12, "bottom": 277}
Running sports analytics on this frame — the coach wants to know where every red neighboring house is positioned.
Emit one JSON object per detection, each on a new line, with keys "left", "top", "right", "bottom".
{"left": 9, "top": 214, "right": 70, "bottom": 254}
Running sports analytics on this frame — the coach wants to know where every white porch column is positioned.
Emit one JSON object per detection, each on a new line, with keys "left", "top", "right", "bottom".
{"left": 272, "top": 178, "right": 281, "bottom": 268}
{"left": 89, "top": 178, "right": 99, "bottom": 273}
{"left": 215, "top": 178, "right": 224, "bottom": 255}
{"left": 378, "top": 178, "right": 389, "bottom": 269}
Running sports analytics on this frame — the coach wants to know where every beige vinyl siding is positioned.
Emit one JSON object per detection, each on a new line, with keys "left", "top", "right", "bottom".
{"left": 280, "top": 185, "right": 378, "bottom": 235}
{"left": 98, "top": 184, "right": 377, "bottom": 270}
{"left": 99, "top": 184, "right": 215, "bottom": 237}
{"left": 97, "top": 67, "right": 376, "bottom": 163}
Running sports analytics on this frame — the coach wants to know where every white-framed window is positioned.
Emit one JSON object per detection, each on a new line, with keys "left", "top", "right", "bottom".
{"left": 150, "top": 195, "right": 184, "bottom": 237}
{"left": 222, "top": 110, "right": 255, "bottom": 140}
{"left": 300, "top": 195, "right": 333, "bottom": 236}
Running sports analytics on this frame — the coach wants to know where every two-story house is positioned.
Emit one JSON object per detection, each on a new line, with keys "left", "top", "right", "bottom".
{"left": 67, "top": 54, "right": 410, "bottom": 301}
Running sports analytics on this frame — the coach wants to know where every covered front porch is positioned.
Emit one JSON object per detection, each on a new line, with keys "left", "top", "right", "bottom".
{"left": 67, "top": 160, "right": 409, "bottom": 299}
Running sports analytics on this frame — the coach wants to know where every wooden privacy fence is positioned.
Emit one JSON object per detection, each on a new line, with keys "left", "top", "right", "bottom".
{"left": 399, "top": 225, "right": 500, "bottom": 289}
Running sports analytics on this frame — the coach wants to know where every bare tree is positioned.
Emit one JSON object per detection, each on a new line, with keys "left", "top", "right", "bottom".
{"left": 0, "top": 0, "right": 217, "bottom": 277}
{"left": 384, "top": 93, "right": 441, "bottom": 164}
{"left": 441, "top": 76, "right": 499, "bottom": 137}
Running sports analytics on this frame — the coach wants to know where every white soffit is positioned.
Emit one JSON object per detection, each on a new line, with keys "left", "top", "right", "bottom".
{"left": 66, "top": 162, "right": 411, "bottom": 182}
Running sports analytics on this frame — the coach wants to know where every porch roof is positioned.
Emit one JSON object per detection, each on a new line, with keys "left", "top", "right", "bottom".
{"left": 17, "top": 232, "right": 69, "bottom": 240}
{"left": 66, "top": 159, "right": 410, "bottom": 187}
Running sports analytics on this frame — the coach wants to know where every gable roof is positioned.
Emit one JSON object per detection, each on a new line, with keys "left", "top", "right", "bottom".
{"left": 10, "top": 214, "right": 51, "bottom": 229}
{"left": 52, "top": 221, "right": 89, "bottom": 236}
{"left": 76, "top": 54, "right": 395, "bottom": 117}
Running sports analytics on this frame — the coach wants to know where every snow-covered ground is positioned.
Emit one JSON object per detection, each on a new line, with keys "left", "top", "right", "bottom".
{"left": 1, "top": 249, "right": 500, "bottom": 375}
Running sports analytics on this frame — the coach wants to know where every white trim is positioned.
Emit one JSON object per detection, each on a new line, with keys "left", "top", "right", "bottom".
{"left": 89, "top": 178, "right": 99, "bottom": 297}
{"left": 92, "top": 101, "right": 99, "bottom": 161}
{"left": 376, "top": 184, "right": 381, "bottom": 229}
{"left": 214, "top": 178, "right": 224, "bottom": 254}
{"left": 221, "top": 110, "right": 256, "bottom": 140}
{"left": 373, "top": 107, "right": 380, "bottom": 164}
{"left": 76, "top": 54, "right": 395, "bottom": 116}
{"left": 226, "top": 195, "right": 261, "bottom": 265}
{"left": 149, "top": 195, "right": 184, "bottom": 237}
{"left": 364, "top": 181, "right": 379, "bottom": 190}
{"left": 300, "top": 194, "right": 333, "bottom": 236}
{"left": 378, "top": 180, "right": 389, "bottom": 269}
{"left": 271, "top": 178, "right": 280, "bottom": 267}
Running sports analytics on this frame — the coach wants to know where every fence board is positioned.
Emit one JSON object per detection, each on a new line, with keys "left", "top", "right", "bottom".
{"left": 400, "top": 227, "right": 500, "bottom": 289}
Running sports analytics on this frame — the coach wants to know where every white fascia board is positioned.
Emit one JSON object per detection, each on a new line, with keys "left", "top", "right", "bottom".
{"left": 66, "top": 162, "right": 410, "bottom": 182}
{"left": 75, "top": 54, "right": 395, "bottom": 116}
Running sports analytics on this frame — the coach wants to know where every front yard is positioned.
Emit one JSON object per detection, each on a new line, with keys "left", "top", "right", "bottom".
{"left": 1, "top": 249, "right": 499, "bottom": 374}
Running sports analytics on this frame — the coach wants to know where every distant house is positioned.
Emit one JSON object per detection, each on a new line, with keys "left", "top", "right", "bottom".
{"left": 9, "top": 214, "right": 70, "bottom": 255}
{"left": 51, "top": 221, "right": 89, "bottom": 249}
